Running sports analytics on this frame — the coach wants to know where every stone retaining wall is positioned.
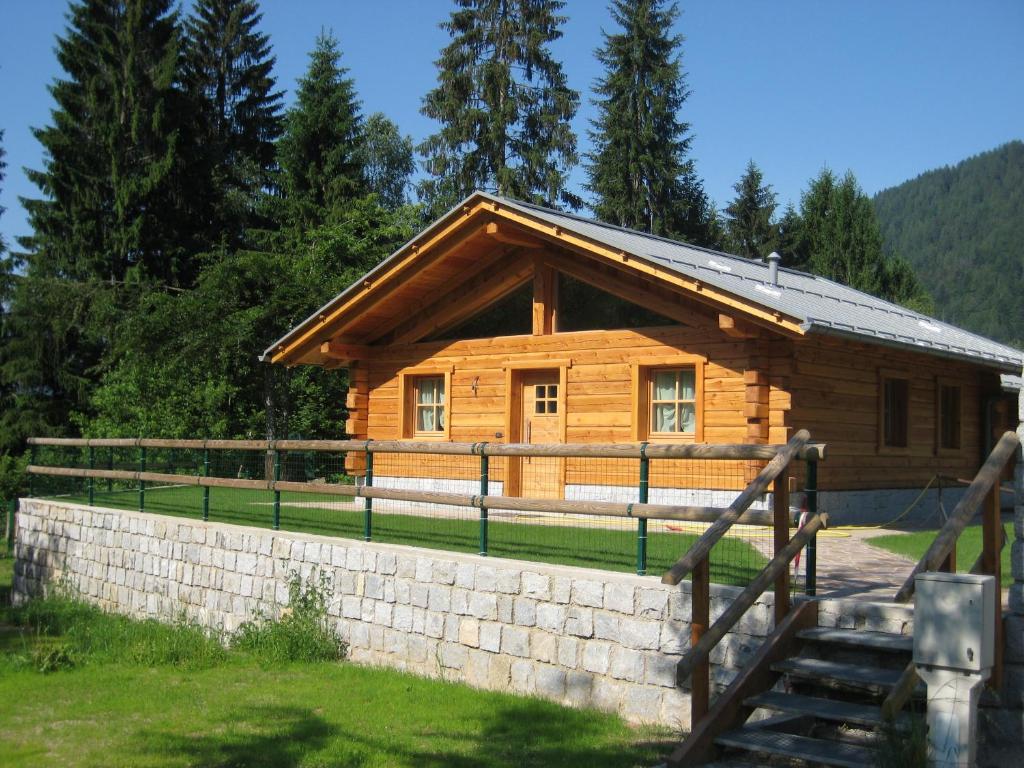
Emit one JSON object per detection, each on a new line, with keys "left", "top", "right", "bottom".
{"left": 12, "top": 498, "right": 781, "bottom": 729}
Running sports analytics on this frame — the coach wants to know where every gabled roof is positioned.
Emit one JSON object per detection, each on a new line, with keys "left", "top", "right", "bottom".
{"left": 265, "top": 191, "right": 1024, "bottom": 372}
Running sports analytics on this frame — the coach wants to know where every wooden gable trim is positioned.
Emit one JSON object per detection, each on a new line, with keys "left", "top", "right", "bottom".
{"left": 489, "top": 204, "right": 805, "bottom": 337}
{"left": 271, "top": 201, "right": 497, "bottom": 364}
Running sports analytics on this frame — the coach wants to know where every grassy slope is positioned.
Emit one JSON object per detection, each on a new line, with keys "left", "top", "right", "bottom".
{"left": 867, "top": 523, "right": 1013, "bottom": 586}
{"left": 0, "top": 556, "right": 670, "bottom": 768}
{"left": 48, "top": 485, "right": 767, "bottom": 585}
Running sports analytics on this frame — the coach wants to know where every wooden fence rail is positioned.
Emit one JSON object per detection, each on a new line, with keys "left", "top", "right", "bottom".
{"left": 26, "top": 436, "right": 827, "bottom": 461}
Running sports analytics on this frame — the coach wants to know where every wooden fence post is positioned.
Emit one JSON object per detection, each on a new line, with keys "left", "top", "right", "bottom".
{"left": 691, "top": 556, "right": 711, "bottom": 726}
{"left": 773, "top": 471, "right": 791, "bottom": 624}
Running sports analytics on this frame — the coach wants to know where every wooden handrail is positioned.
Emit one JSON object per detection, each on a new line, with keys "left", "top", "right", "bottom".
{"left": 675, "top": 512, "right": 828, "bottom": 682}
{"left": 26, "top": 435, "right": 827, "bottom": 461}
{"left": 660, "top": 429, "right": 811, "bottom": 586}
{"left": 25, "top": 465, "right": 779, "bottom": 525}
{"left": 894, "top": 430, "right": 1020, "bottom": 603}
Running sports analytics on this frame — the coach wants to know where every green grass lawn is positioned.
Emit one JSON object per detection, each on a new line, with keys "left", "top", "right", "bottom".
{"left": 42, "top": 483, "right": 766, "bottom": 586}
{"left": 867, "top": 523, "right": 1014, "bottom": 587}
{"left": 0, "top": 555, "right": 671, "bottom": 768}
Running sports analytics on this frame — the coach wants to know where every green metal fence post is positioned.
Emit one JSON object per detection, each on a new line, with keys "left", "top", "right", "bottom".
{"left": 6, "top": 499, "right": 15, "bottom": 547}
{"left": 363, "top": 443, "right": 373, "bottom": 542}
{"left": 87, "top": 445, "right": 95, "bottom": 506}
{"left": 805, "top": 456, "right": 818, "bottom": 597}
{"left": 138, "top": 445, "right": 146, "bottom": 512}
{"left": 272, "top": 445, "right": 281, "bottom": 531}
{"left": 636, "top": 442, "right": 650, "bottom": 575}
{"left": 202, "top": 447, "right": 210, "bottom": 522}
{"left": 478, "top": 443, "right": 489, "bottom": 556}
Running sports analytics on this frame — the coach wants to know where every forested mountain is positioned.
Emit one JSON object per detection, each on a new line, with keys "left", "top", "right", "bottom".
{"left": 873, "top": 141, "right": 1024, "bottom": 347}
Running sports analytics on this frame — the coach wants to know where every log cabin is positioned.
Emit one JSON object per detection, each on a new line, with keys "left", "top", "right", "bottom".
{"left": 263, "top": 192, "right": 1023, "bottom": 524}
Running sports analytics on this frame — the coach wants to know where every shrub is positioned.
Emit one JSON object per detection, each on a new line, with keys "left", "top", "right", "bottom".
{"left": 232, "top": 570, "right": 346, "bottom": 664}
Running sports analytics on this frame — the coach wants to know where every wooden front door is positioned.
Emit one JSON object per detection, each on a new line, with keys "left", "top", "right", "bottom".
{"left": 518, "top": 370, "right": 563, "bottom": 499}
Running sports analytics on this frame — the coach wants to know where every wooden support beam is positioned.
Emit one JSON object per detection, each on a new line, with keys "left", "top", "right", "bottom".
{"left": 983, "top": 484, "right": 1003, "bottom": 690}
{"left": 387, "top": 253, "right": 534, "bottom": 345}
{"left": 719, "top": 313, "right": 759, "bottom": 339}
{"left": 532, "top": 258, "right": 557, "bottom": 335}
{"left": 320, "top": 340, "right": 372, "bottom": 362}
{"left": 485, "top": 221, "right": 543, "bottom": 249}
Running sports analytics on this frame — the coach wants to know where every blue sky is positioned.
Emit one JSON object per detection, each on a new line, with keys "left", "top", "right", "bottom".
{"left": 1, "top": 0, "right": 1022, "bottom": 249}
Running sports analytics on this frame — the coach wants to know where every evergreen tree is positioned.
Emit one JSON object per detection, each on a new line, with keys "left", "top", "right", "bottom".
{"left": 359, "top": 113, "right": 415, "bottom": 210}
{"left": 587, "top": 0, "right": 711, "bottom": 242}
{"left": 798, "top": 168, "right": 930, "bottom": 309}
{"left": 278, "top": 32, "right": 365, "bottom": 231}
{"left": 419, "top": 0, "right": 580, "bottom": 214}
{"left": 724, "top": 160, "right": 778, "bottom": 258}
{"left": 7, "top": 0, "right": 196, "bottom": 441}
{"left": 776, "top": 203, "right": 804, "bottom": 268}
{"left": 184, "top": 0, "right": 283, "bottom": 243}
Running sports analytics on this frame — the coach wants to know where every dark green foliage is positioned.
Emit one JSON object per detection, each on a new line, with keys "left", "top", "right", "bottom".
{"left": 724, "top": 160, "right": 778, "bottom": 258}
{"left": 231, "top": 570, "right": 346, "bottom": 663}
{"left": 278, "top": 33, "right": 365, "bottom": 232}
{"left": 586, "top": 0, "right": 716, "bottom": 245}
{"left": 359, "top": 112, "right": 416, "bottom": 210}
{"left": 183, "top": 0, "right": 284, "bottom": 246}
{"left": 873, "top": 141, "right": 1024, "bottom": 346}
{"left": 791, "top": 169, "right": 932, "bottom": 312}
{"left": 558, "top": 274, "right": 678, "bottom": 332}
{"left": 419, "top": 0, "right": 580, "bottom": 214}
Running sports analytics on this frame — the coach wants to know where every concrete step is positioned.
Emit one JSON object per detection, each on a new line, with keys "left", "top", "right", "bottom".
{"left": 745, "top": 690, "right": 911, "bottom": 729}
{"left": 772, "top": 657, "right": 904, "bottom": 693}
{"left": 797, "top": 627, "right": 913, "bottom": 654}
{"left": 715, "top": 728, "right": 877, "bottom": 768}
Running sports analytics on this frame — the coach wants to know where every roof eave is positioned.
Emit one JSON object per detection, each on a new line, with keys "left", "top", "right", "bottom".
{"left": 802, "top": 322, "right": 1024, "bottom": 373}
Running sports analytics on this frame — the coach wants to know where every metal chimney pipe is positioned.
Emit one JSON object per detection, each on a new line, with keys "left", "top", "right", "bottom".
{"left": 767, "top": 251, "right": 781, "bottom": 286}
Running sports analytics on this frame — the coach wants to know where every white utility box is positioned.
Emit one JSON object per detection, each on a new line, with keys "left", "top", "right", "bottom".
{"left": 913, "top": 572, "right": 995, "bottom": 673}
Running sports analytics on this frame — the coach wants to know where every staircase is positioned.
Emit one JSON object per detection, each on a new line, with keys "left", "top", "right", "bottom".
{"left": 705, "top": 617, "right": 918, "bottom": 767}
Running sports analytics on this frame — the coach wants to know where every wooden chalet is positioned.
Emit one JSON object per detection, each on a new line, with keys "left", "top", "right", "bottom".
{"left": 264, "top": 192, "right": 1023, "bottom": 522}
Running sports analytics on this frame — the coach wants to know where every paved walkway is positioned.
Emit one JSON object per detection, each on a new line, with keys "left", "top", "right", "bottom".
{"left": 804, "top": 528, "right": 916, "bottom": 600}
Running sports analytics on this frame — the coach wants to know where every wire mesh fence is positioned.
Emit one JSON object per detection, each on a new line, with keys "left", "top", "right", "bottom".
{"left": 23, "top": 438, "right": 821, "bottom": 590}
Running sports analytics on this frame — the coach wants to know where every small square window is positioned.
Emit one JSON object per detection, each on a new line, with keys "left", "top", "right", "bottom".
{"left": 413, "top": 376, "right": 445, "bottom": 434}
{"left": 649, "top": 368, "right": 697, "bottom": 435}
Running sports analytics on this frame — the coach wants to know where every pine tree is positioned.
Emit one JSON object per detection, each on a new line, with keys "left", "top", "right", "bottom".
{"left": 798, "top": 168, "right": 930, "bottom": 308}
{"left": 419, "top": 0, "right": 580, "bottom": 214}
{"left": 278, "top": 33, "right": 365, "bottom": 231}
{"left": 587, "top": 0, "right": 711, "bottom": 242}
{"left": 10, "top": 0, "right": 192, "bottom": 441}
{"left": 184, "top": 0, "right": 283, "bottom": 243}
{"left": 724, "top": 160, "right": 778, "bottom": 258}
{"left": 359, "top": 113, "right": 415, "bottom": 210}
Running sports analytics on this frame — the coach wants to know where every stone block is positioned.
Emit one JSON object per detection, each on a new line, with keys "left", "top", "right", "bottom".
{"left": 521, "top": 571, "right": 550, "bottom": 600}
{"left": 564, "top": 671, "right": 593, "bottom": 707}
{"left": 475, "top": 566, "right": 497, "bottom": 592}
{"left": 609, "top": 647, "right": 645, "bottom": 682}
{"left": 364, "top": 573, "right": 385, "bottom": 600}
{"left": 392, "top": 604, "right": 413, "bottom": 632}
{"left": 510, "top": 659, "right": 536, "bottom": 693}
{"left": 496, "top": 569, "right": 521, "bottom": 594}
{"left": 592, "top": 676, "right": 625, "bottom": 714}
{"left": 433, "top": 559, "right": 457, "bottom": 585}
{"left": 479, "top": 622, "right": 502, "bottom": 653}
{"left": 619, "top": 618, "right": 661, "bottom": 651}
{"left": 415, "top": 557, "right": 432, "bottom": 583}
{"left": 450, "top": 587, "right": 469, "bottom": 615}
{"left": 496, "top": 595, "right": 513, "bottom": 623}
{"left": 377, "top": 552, "right": 397, "bottom": 575}
{"left": 551, "top": 577, "right": 572, "bottom": 604}
{"left": 455, "top": 562, "right": 475, "bottom": 589}
{"left": 535, "top": 665, "right": 566, "bottom": 698}
{"left": 468, "top": 592, "right": 498, "bottom": 620}
{"left": 604, "top": 583, "right": 635, "bottom": 614}
{"left": 410, "top": 582, "right": 429, "bottom": 609}
{"left": 439, "top": 642, "right": 467, "bottom": 670}
{"left": 565, "top": 606, "right": 594, "bottom": 638}
{"left": 459, "top": 618, "right": 480, "bottom": 648}
{"left": 488, "top": 655, "right": 512, "bottom": 688}
{"left": 593, "top": 612, "right": 620, "bottom": 641}
{"left": 501, "top": 626, "right": 530, "bottom": 657}
{"left": 531, "top": 631, "right": 556, "bottom": 663}
{"left": 582, "top": 641, "right": 611, "bottom": 675}
{"left": 465, "top": 649, "right": 490, "bottom": 687}
{"left": 536, "top": 603, "right": 566, "bottom": 633}
{"left": 572, "top": 579, "right": 605, "bottom": 608}
{"left": 557, "top": 637, "right": 578, "bottom": 669}
{"left": 513, "top": 597, "right": 537, "bottom": 626}
{"left": 622, "top": 687, "right": 664, "bottom": 722}
{"left": 425, "top": 611, "right": 445, "bottom": 639}
{"left": 636, "top": 588, "right": 669, "bottom": 619}
{"left": 427, "top": 584, "right": 452, "bottom": 612}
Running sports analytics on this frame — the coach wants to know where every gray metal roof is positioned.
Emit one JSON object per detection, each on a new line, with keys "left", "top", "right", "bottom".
{"left": 1002, "top": 374, "right": 1023, "bottom": 392}
{"left": 487, "top": 193, "right": 1023, "bottom": 372}
{"left": 265, "top": 191, "right": 1024, "bottom": 371}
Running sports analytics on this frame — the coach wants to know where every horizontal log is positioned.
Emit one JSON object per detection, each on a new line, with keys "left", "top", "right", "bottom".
{"left": 894, "top": 430, "right": 1020, "bottom": 602}
{"left": 676, "top": 512, "right": 828, "bottom": 682}
{"left": 26, "top": 435, "right": 827, "bottom": 461}
{"left": 661, "top": 429, "right": 811, "bottom": 586}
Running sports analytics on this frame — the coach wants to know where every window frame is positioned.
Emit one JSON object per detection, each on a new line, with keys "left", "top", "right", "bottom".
{"left": 398, "top": 366, "right": 453, "bottom": 441}
{"left": 631, "top": 356, "right": 705, "bottom": 443}
{"left": 935, "top": 377, "right": 963, "bottom": 454}
{"left": 878, "top": 368, "right": 911, "bottom": 453}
